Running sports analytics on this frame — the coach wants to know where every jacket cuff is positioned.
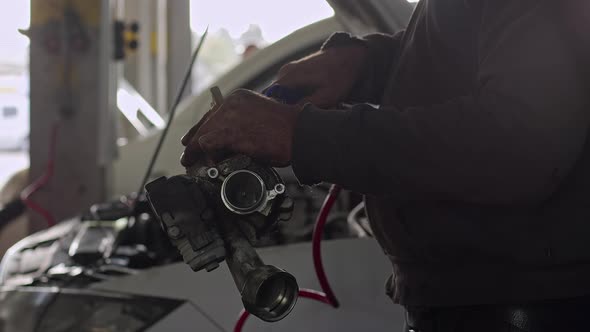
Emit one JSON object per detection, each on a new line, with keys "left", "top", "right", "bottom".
{"left": 291, "top": 104, "right": 352, "bottom": 185}
{"left": 321, "top": 32, "right": 402, "bottom": 103}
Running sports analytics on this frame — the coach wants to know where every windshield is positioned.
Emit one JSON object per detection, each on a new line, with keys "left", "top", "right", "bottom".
{"left": 0, "top": 288, "right": 182, "bottom": 332}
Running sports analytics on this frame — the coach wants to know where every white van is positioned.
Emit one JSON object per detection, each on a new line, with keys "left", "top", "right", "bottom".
{"left": 0, "top": 95, "right": 29, "bottom": 151}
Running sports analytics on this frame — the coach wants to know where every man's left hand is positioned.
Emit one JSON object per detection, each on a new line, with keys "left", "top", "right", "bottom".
{"left": 180, "top": 89, "right": 301, "bottom": 167}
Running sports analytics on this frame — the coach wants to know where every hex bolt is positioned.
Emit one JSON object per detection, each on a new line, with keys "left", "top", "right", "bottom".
{"left": 274, "top": 183, "right": 286, "bottom": 194}
{"left": 167, "top": 226, "right": 181, "bottom": 239}
{"left": 207, "top": 168, "right": 219, "bottom": 179}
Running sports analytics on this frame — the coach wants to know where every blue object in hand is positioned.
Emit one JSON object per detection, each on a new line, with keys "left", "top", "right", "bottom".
{"left": 264, "top": 85, "right": 304, "bottom": 105}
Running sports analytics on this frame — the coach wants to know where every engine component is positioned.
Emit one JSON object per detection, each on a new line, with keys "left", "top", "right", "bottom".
{"left": 145, "top": 85, "right": 299, "bottom": 322}
{"left": 221, "top": 170, "right": 269, "bottom": 215}
{"left": 220, "top": 212, "right": 298, "bottom": 322}
{"left": 145, "top": 175, "right": 226, "bottom": 272}
{"left": 68, "top": 221, "right": 118, "bottom": 266}
{"left": 187, "top": 155, "right": 294, "bottom": 244}
{"left": 145, "top": 155, "right": 298, "bottom": 322}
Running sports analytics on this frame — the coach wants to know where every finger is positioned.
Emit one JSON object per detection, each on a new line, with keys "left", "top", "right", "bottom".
{"left": 181, "top": 123, "right": 200, "bottom": 147}
{"left": 181, "top": 105, "right": 219, "bottom": 146}
{"left": 180, "top": 146, "right": 207, "bottom": 167}
{"left": 181, "top": 112, "right": 212, "bottom": 146}
{"left": 229, "top": 135, "right": 286, "bottom": 167}
{"left": 180, "top": 147, "right": 204, "bottom": 167}
{"left": 180, "top": 151, "right": 193, "bottom": 167}
{"left": 198, "top": 128, "right": 235, "bottom": 162}
{"left": 180, "top": 129, "right": 209, "bottom": 167}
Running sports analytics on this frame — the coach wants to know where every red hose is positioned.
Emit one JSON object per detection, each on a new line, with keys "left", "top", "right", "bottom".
{"left": 20, "top": 124, "right": 58, "bottom": 227}
{"left": 311, "top": 184, "right": 341, "bottom": 308}
{"left": 233, "top": 309, "right": 249, "bottom": 332}
{"left": 234, "top": 184, "right": 342, "bottom": 331}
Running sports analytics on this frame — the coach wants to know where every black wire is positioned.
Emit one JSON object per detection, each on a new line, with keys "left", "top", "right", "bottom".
{"left": 0, "top": 198, "right": 25, "bottom": 228}
{"left": 134, "top": 28, "right": 209, "bottom": 205}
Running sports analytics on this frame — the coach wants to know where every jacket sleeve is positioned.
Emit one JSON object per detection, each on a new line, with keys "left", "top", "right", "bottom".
{"left": 292, "top": 2, "right": 589, "bottom": 205}
{"left": 321, "top": 31, "right": 405, "bottom": 104}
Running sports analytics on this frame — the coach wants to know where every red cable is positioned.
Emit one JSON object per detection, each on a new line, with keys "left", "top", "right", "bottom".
{"left": 234, "top": 184, "right": 342, "bottom": 331}
{"left": 311, "top": 184, "right": 341, "bottom": 308}
{"left": 233, "top": 309, "right": 249, "bottom": 332}
{"left": 20, "top": 124, "right": 58, "bottom": 227}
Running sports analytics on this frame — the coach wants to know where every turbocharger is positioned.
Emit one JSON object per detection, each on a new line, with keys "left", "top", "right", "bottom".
{"left": 145, "top": 155, "right": 298, "bottom": 322}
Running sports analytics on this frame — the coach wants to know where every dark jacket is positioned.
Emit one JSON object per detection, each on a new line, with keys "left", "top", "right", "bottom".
{"left": 292, "top": 0, "right": 590, "bottom": 306}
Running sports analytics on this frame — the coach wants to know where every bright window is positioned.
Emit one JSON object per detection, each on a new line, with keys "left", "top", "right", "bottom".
{"left": 190, "top": 0, "right": 334, "bottom": 92}
{"left": 0, "top": 1, "right": 30, "bottom": 189}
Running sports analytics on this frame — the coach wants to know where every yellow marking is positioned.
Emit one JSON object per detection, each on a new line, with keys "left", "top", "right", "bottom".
{"left": 151, "top": 31, "right": 159, "bottom": 55}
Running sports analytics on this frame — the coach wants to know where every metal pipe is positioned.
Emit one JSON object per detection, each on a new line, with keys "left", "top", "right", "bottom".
{"left": 221, "top": 215, "right": 299, "bottom": 322}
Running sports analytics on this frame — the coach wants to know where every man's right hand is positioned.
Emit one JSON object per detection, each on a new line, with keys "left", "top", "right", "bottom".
{"left": 272, "top": 45, "right": 368, "bottom": 107}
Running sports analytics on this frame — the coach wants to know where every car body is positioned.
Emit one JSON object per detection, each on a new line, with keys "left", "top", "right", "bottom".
{"left": 0, "top": 215, "right": 403, "bottom": 332}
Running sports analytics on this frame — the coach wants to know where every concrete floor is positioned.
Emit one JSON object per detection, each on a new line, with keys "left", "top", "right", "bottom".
{"left": 0, "top": 151, "right": 28, "bottom": 190}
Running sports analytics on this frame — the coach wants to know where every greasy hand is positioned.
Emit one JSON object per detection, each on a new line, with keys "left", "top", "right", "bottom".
{"left": 272, "top": 45, "right": 368, "bottom": 107}
{"left": 181, "top": 89, "right": 301, "bottom": 167}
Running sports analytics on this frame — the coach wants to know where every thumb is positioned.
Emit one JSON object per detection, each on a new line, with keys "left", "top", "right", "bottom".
{"left": 181, "top": 106, "right": 219, "bottom": 146}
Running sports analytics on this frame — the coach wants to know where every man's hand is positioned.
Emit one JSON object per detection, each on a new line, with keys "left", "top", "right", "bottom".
{"left": 273, "top": 45, "right": 368, "bottom": 107}
{"left": 180, "top": 89, "right": 301, "bottom": 167}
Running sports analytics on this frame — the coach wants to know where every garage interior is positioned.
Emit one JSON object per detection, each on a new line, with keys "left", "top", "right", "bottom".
{"left": 0, "top": 1, "right": 418, "bottom": 331}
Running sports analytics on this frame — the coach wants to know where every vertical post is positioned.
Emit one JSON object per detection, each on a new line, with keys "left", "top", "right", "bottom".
{"left": 166, "top": 0, "right": 192, "bottom": 109}
{"left": 156, "top": 0, "right": 168, "bottom": 114}
{"left": 118, "top": 0, "right": 173, "bottom": 119}
{"left": 29, "top": 0, "right": 115, "bottom": 230}
{"left": 122, "top": 0, "right": 156, "bottom": 108}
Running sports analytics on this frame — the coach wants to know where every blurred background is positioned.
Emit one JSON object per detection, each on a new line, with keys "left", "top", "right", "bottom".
{"left": 0, "top": 2, "right": 30, "bottom": 189}
{"left": 0, "top": 1, "right": 416, "bottom": 331}
{"left": 0, "top": 0, "right": 335, "bottom": 189}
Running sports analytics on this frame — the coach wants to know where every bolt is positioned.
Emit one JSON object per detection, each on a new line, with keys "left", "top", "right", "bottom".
{"left": 274, "top": 183, "right": 286, "bottom": 194}
{"left": 207, "top": 167, "right": 219, "bottom": 179}
{"left": 167, "top": 226, "right": 181, "bottom": 239}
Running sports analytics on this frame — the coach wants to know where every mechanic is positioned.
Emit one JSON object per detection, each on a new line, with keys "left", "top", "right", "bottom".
{"left": 181, "top": 1, "right": 590, "bottom": 331}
